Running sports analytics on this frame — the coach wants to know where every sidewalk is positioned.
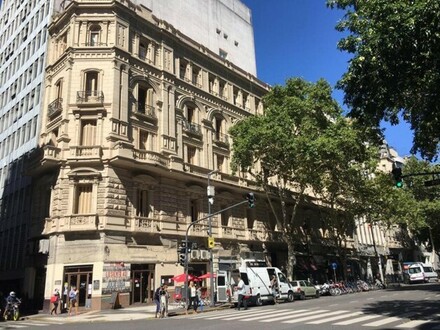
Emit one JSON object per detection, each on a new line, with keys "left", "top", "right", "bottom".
{"left": 24, "top": 302, "right": 232, "bottom": 324}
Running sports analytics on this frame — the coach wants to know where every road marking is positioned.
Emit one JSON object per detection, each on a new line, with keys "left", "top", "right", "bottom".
{"left": 367, "top": 298, "right": 374, "bottom": 300}
{"left": 14, "top": 322, "right": 48, "bottom": 327}
{"left": 307, "top": 311, "right": 364, "bottom": 324}
{"left": 281, "top": 310, "right": 333, "bottom": 324}
{"left": 363, "top": 316, "right": 402, "bottom": 327}
{"left": 333, "top": 314, "right": 381, "bottom": 325}
{"left": 395, "top": 319, "right": 432, "bottom": 328}
{"left": 221, "top": 309, "right": 290, "bottom": 321}
{"left": 329, "top": 303, "right": 339, "bottom": 306}
{"left": 349, "top": 300, "right": 359, "bottom": 303}
{"left": 202, "top": 309, "right": 268, "bottom": 319}
{"left": 241, "top": 309, "right": 308, "bottom": 322}
{"left": 281, "top": 310, "right": 349, "bottom": 324}
{"left": 0, "top": 325, "right": 27, "bottom": 328}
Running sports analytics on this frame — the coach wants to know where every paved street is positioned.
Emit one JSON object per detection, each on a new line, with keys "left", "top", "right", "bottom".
{"left": 1, "top": 283, "right": 439, "bottom": 330}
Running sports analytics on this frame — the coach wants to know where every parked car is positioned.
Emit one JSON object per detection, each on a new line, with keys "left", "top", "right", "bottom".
{"left": 289, "top": 280, "right": 320, "bottom": 300}
{"left": 403, "top": 263, "right": 438, "bottom": 284}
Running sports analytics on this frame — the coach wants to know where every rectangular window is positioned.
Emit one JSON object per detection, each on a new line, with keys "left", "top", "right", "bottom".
{"left": 219, "top": 49, "right": 228, "bottom": 59}
{"left": 74, "top": 184, "right": 93, "bottom": 214}
{"left": 137, "top": 189, "right": 150, "bottom": 217}
{"left": 216, "top": 155, "right": 224, "bottom": 172}
{"left": 190, "top": 199, "right": 198, "bottom": 222}
{"left": 187, "top": 146, "right": 196, "bottom": 164}
{"left": 81, "top": 120, "right": 97, "bottom": 146}
{"left": 246, "top": 208, "right": 255, "bottom": 229}
{"left": 221, "top": 205, "right": 229, "bottom": 227}
{"left": 139, "top": 130, "right": 148, "bottom": 150}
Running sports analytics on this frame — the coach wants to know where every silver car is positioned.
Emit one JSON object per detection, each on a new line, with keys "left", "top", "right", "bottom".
{"left": 289, "top": 280, "right": 320, "bottom": 300}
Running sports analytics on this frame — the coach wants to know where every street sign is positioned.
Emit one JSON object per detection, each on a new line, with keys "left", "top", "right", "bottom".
{"left": 331, "top": 262, "right": 337, "bottom": 270}
{"left": 424, "top": 179, "right": 440, "bottom": 187}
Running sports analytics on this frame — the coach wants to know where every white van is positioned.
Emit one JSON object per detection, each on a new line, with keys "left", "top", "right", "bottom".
{"left": 405, "top": 263, "right": 438, "bottom": 284}
{"left": 230, "top": 260, "right": 295, "bottom": 305}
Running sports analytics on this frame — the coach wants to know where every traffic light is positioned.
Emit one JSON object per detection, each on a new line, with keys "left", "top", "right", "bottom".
{"left": 246, "top": 192, "right": 256, "bottom": 208}
{"left": 208, "top": 236, "right": 215, "bottom": 249}
{"left": 178, "top": 242, "right": 187, "bottom": 267}
{"left": 391, "top": 167, "right": 403, "bottom": 188}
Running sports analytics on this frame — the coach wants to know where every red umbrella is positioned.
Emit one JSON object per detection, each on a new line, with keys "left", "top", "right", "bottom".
{"left": 171, "top": 273, "right": 196, "bottom": 283}
{"left": 198, "top": 272, "right": 217, "bottom": 279}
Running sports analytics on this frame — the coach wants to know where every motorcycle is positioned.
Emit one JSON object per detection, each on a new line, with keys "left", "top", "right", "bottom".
{"left": 4, "top": 299, "right": 21, "bottom": 321}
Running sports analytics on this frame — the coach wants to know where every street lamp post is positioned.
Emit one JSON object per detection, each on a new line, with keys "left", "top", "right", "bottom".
{"left": 207, "top": 169, "right": 218, "bottom": 307}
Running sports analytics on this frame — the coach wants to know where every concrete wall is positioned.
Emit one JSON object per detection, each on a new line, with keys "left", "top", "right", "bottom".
{"left": 138, "top": 0, "right": 256, "bottom": 75}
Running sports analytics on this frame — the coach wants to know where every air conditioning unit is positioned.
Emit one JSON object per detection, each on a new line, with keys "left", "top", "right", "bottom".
{"left": 200, "top": 250, "right": 210, "bottom": 260}
{"left": 190, "top": 249, "right": 200, "bottom": 260}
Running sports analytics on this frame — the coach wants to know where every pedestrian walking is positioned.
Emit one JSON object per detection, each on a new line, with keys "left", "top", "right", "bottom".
{"left": 196, "top": 285, "right": 204, "bottom": 312}
{"left": 236, "top": 275, "right": 248, "bottom": 311}
{"left": 187, "top": 281, "right": 198, "bottom": 313}
{"left": 68, "top": 286, "right": 79, "bottom": 316}
{"left": 50, "top": 288, "right": 60, "bottom": 315}
{"left": 153, "top": 285, "right": 162, "bottom": 318}
{"left": 270, "top": 274, "right": 279, "bottom": 303}
{"left": 159, "top": 285, "right": 170, "bottom": 318}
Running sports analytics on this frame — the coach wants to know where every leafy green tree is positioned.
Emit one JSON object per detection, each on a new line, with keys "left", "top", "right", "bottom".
{"left": 230, "top": 77, "right": 377, "bottom": 280}
{"left": 315, "top": 118, "right": 379, "bottom": 280}
{"left": 328, "top": 0, "right": 440, "bottom": 160}
{"left": 401, "top": 157, "right": 440, "bottom": 250}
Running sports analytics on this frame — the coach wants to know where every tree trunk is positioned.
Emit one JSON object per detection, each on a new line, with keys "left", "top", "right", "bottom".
{"left": 286, "top": 238, "right": 296, "bottom": 281}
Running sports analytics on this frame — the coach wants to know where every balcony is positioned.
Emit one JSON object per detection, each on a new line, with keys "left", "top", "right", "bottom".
{"left": 76, "top": 91, "right": 104, "bottom": 105}
{"left": 42, "top": 145, "right": 61, "bottom": 162}
{"left": 213, "top": 132, "right": 229, "bottom": 147}
{"left": 83, "top": 42, "right": 108, "bottom": 47}
{"left": 68, "top": 146, "right": 102, "bottom": 163}
{"left": 43, "top": 215, "right": 98, "bottom": 234}
{"left": 182, "top": 121, "right": 202, "bottom": 137}
{"left": 133, "top": 102, "right": 157, "bottom": 122}
{"left": 47, "top": 98, "right": 63, "bottom": 119}
{"left": 133, "top": 150, "right": 170, "bottom": 167}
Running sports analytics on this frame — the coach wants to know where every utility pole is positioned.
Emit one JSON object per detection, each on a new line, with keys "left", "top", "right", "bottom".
{"left": 207, "top": 170, "right": 218, "bottom": 307}
{"left": 184, "top": 198, "right": 250, "bottom": 312}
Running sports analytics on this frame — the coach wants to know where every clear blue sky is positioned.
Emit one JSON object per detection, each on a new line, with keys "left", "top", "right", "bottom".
{"left": 242, "top": 0, "right": 414, "bottom": 157}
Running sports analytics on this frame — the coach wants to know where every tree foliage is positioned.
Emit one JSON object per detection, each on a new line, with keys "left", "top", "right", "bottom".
{"left": 401, "top": 156, "right": 440, "bottom": 250}
{"left": 328, "top": 0, "right": 440, "bottom": 160}
{"left": 229, "top": 77, "right": 378, "bottom": 280}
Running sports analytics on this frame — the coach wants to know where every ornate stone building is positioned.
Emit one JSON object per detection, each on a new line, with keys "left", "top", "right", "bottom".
{"left": 29, "top": 0, "right": 272, "bottom": 310}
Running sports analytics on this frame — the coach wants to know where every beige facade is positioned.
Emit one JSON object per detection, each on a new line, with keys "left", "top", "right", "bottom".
{"left": 30, "top": 0, "right": 273, "bottom": 310}
{"left": 24, "top": 0, "right": 416, "bottom": 312}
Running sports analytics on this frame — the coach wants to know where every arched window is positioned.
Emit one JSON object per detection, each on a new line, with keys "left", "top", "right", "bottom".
{"left": 136, "top": 83, "right": 155, "bottom": 115}
{"left": 88, "top": 25, "right": 101, "bottom": 46}
{"left": 85, "top": 71, "right": 99, "bottom": 95}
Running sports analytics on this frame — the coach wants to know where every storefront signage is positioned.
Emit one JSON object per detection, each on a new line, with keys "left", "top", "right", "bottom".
{"left": 102, "top": 262, "right": 131, "bottom": 294}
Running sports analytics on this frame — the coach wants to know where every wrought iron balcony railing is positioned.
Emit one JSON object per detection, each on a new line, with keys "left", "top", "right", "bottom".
{"left": 213, "top": 132, "right": 229, "bottom": 145}
{"left": 183, "top": 120, "right": 202, "bottom": 135}
{"left": 134, "top": 103, "right": 156, "bottom": 118}
{"left": 47, "top": 98, "right": 63, "bottom": 118}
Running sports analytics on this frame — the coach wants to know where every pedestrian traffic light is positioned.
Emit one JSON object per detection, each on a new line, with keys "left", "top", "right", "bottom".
{"left": 246, "top": 192, "right": 256, "bottom": 208}
{"left": 178, "top": 242, "right": 187, "bottom": 267}
{"left": 391, "top": 167, "right": 403, "bottom": 188}
{"left": 208, "top": 236, "right": 215, "bottom": 249}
